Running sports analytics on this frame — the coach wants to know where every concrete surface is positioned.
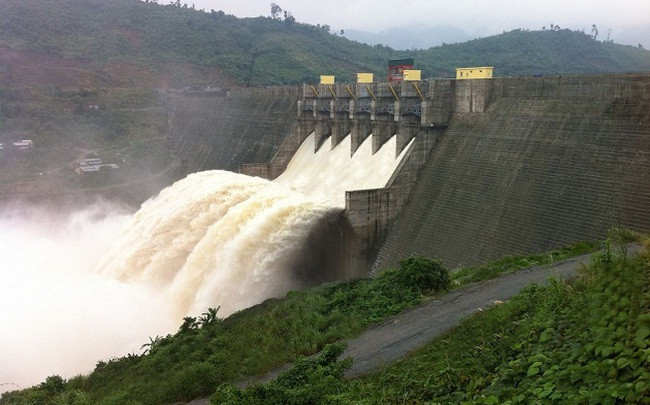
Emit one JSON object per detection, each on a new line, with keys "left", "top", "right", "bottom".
{"left": 376, "top": 74, "right": 650, "bottom": 270}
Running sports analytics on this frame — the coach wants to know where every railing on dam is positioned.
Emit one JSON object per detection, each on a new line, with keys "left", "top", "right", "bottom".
{"left": 299, "top": 77, "right": 495, "bottom": 128}
{"left": 300, "top": 80, "right": 455, "bottom": 128}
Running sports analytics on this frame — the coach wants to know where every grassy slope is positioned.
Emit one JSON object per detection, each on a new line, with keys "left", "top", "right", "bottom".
{"left": 215, "top": 234, "right": 649, "bottom": 405}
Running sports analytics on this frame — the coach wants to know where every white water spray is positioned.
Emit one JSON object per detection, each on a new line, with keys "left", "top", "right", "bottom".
{"left": 1, "top": 132, "right": 410, "bottom": 389}
{"left": 276, "top": 133, "right": 411, "bottom": 206}
{"left": 0, "top": 204, "right": 177, "bottom": 390}
{"left": 98, "top": 132, "right": 411, "bottom": 317}
{"left": 96, "top": 170, "right": 340, "bottom": 317}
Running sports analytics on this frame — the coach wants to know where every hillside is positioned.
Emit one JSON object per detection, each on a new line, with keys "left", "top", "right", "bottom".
{"left": 1, "top": 0, "right": 649, "bottom": 88}
{"left": 413, "top": 29, "right": 650, "bottom": 77}
{"left": 218, "top": 238, "right": 650, "bottom": 404}
{"left": 0, "top": 86, "right": 176, "bottom": 205}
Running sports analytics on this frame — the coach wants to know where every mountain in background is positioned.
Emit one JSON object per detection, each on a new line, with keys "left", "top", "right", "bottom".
{"left": 344, "top": 24, "right": 650, "bottom": 52}
{"left": 344, "top": 26, "right": 473, "bottom": 50}
{"left": 0, "top": 0, "right": 649, "bottom": 88}
{"left": 410, "top": 28, "right": 650, "bottom": 78}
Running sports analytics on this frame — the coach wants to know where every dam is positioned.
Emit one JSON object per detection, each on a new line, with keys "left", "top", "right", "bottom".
{"left": 2, "top": 73, "right": 648, "bottom": 388}
{"left": 169, "top": 73, "right": 649, "bottom": 272}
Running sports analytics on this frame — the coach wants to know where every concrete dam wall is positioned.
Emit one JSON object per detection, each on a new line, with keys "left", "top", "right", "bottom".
{"left": 376, "top": 74, "right": 650, "bottom": 269}
{"left": 167, "top": 86, "right": 301, "bottom": 174}
{"left": 173, "top": 73, "right": 649, "bottom": 272}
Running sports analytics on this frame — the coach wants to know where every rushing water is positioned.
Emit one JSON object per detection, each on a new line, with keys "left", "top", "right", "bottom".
{"left": 96, "top": 171, "right": 339, "bottom": 318}
{"left": 276, "top": 132, "right": 409, "bottom": 207}
{"left": 98, "top": 132, "right": 411, "bottom": 317}
{"left": 0, "top": 132, "right": 410, "bottom": 389}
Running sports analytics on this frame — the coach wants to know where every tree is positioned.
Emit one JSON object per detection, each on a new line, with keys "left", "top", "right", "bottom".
{"left": 40, "top": 375, "right": 65, "bottom": 396}
{"left": 270, "top": 3, "right": 282, "bottom": 19}
{"left": 283, "top": 10, "right": 295, "bottom": 25}
{"left": 141, "top": 335, "right": 163, "bottom": 354}
{"left": 198, "top": 306, "right": 221, "bottom": 326}
{"left": 591, "top": 24, "right": 598, "bottom": 40}
{"left": 179, "top": 316, "right": 198, "bottom": 333}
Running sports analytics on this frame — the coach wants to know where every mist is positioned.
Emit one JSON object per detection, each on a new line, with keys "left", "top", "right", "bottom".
{"left": 0, "top": 202, "right": 178, "bottom": 391}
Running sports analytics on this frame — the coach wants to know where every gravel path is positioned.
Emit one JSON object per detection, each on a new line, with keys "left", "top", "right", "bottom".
{"left": 342, "top": 252, "right": 597, "bottom": 377}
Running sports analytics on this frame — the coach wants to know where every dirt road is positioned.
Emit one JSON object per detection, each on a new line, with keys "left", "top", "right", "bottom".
{"left": 342, "top": 252, "right": 598, "bottom": 377}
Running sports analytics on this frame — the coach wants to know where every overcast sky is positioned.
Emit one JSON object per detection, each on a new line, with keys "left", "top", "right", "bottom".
{"left": 185, "top": 0, "right": 650, "bottom": 46}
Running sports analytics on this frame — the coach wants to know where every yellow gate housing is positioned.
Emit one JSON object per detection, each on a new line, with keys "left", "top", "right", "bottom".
{"left": 456, "top": 67, "right": 493, "bottom": 79}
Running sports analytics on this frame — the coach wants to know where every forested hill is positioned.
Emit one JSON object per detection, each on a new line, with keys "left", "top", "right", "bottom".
{"left": 1, "top": 0, "right": 649, "bottom": 87}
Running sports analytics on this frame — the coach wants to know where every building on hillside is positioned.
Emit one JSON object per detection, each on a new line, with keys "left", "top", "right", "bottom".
{"left": 388, "top": 58, "right": 414, "bottom": 82}
{"left": 75, "top": 164, "right": 102, "bottom": 175}
{"left": 456, "top": 67, "right": 494, "bottom": 79}
{"left": 12, "top": 140, "right": 33, "bottom": 150}
{"left": 76, "top": 157, "right": 103, "bottom": 166}
{"left": 74, "top": 163, "right": 120, "bottom": 176}
{"left": 73, "top": 155, "right": 120, "bottom": 176}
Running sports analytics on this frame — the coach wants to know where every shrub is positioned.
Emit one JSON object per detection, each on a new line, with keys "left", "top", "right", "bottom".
{"left": 165, "top": 362, "right": 222, "bottom": 401}
{"left": 211, "top": 343, "right": 351, "bottom": 405}
{"left": 378, "top": 256, "right": 451, "bottom": 294}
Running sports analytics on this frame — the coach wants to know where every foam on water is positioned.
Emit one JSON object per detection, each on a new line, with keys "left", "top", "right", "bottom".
{"left": 99, "top": 132, "right": 410, "bottom": 317}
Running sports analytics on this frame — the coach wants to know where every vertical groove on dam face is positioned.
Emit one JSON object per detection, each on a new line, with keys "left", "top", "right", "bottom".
{"left": 376, "top": 75, "right": 650, "bottom": 269}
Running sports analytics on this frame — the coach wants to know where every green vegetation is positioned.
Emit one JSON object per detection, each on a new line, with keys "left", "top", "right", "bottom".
{"left": 412, "top": 28, "right": 650, "bottom": 77}
{"left": 2, "top": 238, "right": 636, "bottom": 405}
{"left": 1, "top": 0, "right": 649, "bottom": 87}
{"left": 212, "top": 343, "right": 352, "bottom": 405}
{"left": 451, "top": 241, "right": 599, "bottom": 286}
{"left": 212, "top": 232, "right": 650, "bottom": 404}
{"left": 1, "top": 0, "right": 648, "bottom": 199}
